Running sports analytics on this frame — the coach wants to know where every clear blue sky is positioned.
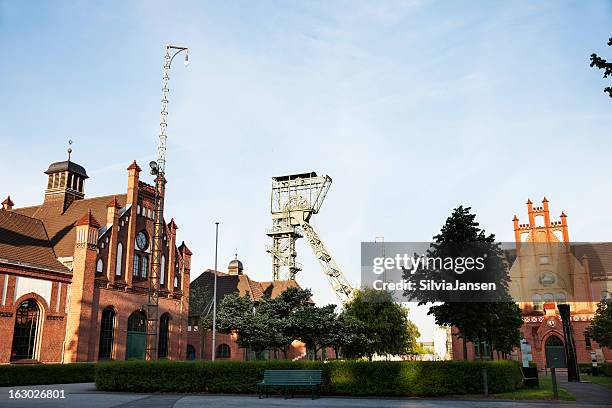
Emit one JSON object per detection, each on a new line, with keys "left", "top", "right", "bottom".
{"left": 2, "top": 1, "right": 611, "bottom": 340}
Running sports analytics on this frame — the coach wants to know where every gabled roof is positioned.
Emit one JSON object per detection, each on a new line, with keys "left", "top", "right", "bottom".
{"left": 0, "top": 210, "right": 69, "bottom": 273}
{"left": 13, "top": 194, "right": 127, "bottom": 257}
{"left": 188, "top": 269, "right": 302, "bottom": 317}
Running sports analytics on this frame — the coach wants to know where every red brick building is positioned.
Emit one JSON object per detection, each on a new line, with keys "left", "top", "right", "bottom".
{"left": 452, "top": 199, "right": 612, "bottom": 366}
{"left": 0, "top": 156, "right": 191, "bottom": 363}
{"left": 186, "top": 256, "right": 306, "bottom": 361}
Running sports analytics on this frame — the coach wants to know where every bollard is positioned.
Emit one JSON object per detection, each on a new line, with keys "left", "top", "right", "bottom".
{"left": 551, "top": 367, "right": 558, "bottom": 400}
{"left": 482, "top": 366, "right": 488, "bottom": 396}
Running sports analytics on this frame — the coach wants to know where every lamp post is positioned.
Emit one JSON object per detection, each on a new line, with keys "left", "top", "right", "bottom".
{"left": 146, "top": 44, "right": 189, "bottom": 361}
{"left": 212, "top": 222, "right": 219, "bottom": 361}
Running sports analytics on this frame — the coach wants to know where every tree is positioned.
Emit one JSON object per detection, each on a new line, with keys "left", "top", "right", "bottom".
{"left": 215, "top": 294, "right": 283, "bottom": 359}
{"left": 585, "top": 299, "right": 612, "bottom": 348}
{"left": 590, "top": 37, "right": 612, "bottom": 98}
{"left": 288, "top": 304, "right": 337, "bottom": 360}
{"left": 188, "top": 283, "right": 214, "bottom": 358}
{"left": 343, "top": 288, "right": 418, "bottom": 359}
{"left": 323, "top": 314, "right": 370, "bottom": 359}
{"left": 404, "top": 206, "right": 522, "bottom": 360}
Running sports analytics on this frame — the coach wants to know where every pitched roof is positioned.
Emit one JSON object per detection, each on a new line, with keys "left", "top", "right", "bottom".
{"left": 188, "top": 269, "right": 302, "bottom": 316}
{"left": 0, "top": 210, "right": 69, "bottom": 273}
{"left": 75, "top": 210, "right": 101, "bottom": 228}
{"left": 13, "top": 194, "right": 127, "bottom": 258}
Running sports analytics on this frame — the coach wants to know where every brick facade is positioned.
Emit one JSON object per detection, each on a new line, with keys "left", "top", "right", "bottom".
{"left": 0, "top": 158, "right": 191, "bottom": 363}
{"left": 452, "top": 198, "right": 612, "bottom": 365}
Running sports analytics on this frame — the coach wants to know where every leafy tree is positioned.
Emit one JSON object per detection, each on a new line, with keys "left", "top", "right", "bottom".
{"left": 188, "top": 284, "right": 214, "bottom": 357}
{"left": 585, "top": 299, "right": 612, "bottom": 348}
{"left": 343, "top": 288, "right": 417, "bottom": 359}
{"left": 215, "top": 294, "right": 279, "bottom": 358}
{"left": 288, "top": 304, "right": 337, "bottom": 360}
{"left": 404, "top": 206, "right": 522, "bottom": 359}
{"left": 590, "top": 37, "right": 612, "bottom": 98}
{"left": 323, "top": 314, "right": 370, "bottom": 359}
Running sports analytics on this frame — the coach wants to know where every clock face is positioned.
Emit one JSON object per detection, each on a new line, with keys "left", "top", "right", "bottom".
{"left": 136, "top": 232, "right": 148, "bottom": 251}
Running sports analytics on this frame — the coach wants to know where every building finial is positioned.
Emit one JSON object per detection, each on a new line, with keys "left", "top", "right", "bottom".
{"left": 235, "top": 248, "right": 238, "bottom": 259}
{"left": 67, "top": 139, "right": 73, "bottom": 161}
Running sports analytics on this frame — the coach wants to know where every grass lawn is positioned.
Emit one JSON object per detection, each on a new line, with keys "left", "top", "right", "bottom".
{"left": 490, "top": 377, "right": 575, "bottom": 401}
{"left": 582, "top": 374, "right": 612, "bottom": 389}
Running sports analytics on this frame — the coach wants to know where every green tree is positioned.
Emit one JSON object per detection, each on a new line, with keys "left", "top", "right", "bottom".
{"left": 404, "top": 206, "right": 522, "bottom": 360}
{"left": 343, "top": 288, "right": 417, "bottom": 359}
{"left": 590, "top": 37, "right": 612, "bottom": 98}
{"left": 585, "top": 299, "right": 612, "bottom": 348}
{"left": 288, "top": 304, "right": 337, "bottom": 360}
{"left": 323, "top": 314, "right": 370, "bottom": 359}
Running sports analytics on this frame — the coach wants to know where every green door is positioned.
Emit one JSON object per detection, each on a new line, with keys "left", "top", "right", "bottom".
{"left": 126, "top": 311, "right": 146, "bottom": 360}
{"left": 545, "top": 335, "right": 567, "bottom": 368}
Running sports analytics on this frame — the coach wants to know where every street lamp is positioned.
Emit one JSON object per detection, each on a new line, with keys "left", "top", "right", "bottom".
{"left": 146, "top": 44, "right": 189, "bottom": 361}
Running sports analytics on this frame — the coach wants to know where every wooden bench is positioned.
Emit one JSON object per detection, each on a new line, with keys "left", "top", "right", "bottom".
{"left": 257, "top": 369, "right": 322, "bottom": 399}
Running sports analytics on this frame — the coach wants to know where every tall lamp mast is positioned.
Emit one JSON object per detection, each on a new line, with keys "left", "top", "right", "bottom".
{"left": 147, "top": 44, "right": 189, "bottom": 361}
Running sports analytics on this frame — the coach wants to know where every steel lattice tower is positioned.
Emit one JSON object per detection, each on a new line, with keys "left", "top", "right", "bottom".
{"left": 266, "top": 172, "right": 353, "bottom": 302}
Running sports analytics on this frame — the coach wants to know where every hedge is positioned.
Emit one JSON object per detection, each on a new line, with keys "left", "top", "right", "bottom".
{"left": 95, "top": 360, "right": 522, "bottom": 396}
{"left": 0, "top": 363, "right": 95, "bottom": 387}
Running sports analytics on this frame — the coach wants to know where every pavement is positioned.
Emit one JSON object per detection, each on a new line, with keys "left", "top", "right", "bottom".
{"left": 0, "top": 382, "right": 610, "bottom": 408}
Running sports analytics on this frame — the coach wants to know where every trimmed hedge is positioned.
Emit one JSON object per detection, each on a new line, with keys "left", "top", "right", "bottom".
{"left": 95, "top": 360, "right": 522, "bottom": 396}
{"left": 0, "top": 363, "right": 95, "bottom": 387}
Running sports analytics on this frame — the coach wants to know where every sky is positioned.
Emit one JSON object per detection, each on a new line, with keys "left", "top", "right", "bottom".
{"left": 1, "top": 1, "right": 612, "bottom": 341}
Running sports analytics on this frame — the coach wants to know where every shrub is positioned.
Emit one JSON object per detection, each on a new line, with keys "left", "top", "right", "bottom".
{"left": 0, "top": 363, "right": 95, "bottom": 387}
{"left": 95, "top": 359, "right": 522, "bottom": 396}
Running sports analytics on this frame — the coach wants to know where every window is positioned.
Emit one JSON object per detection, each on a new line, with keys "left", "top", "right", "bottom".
{"left": 602, "top": 291, "right": 610, "bottom": 300}
{"left": 532, "top": 294, "right": 543, "bottom": 311}
{"left": 543, "top": 293, "right": 554, "bottom": 304}
{"left": 585, "top": 335, "right": 592, "bottom": 350}
{"left": 473, "top": 338, "right": 491, "bottom": 360}
{"left": 98, "top": 307, "right": 115, "bottom": 359}
{"left": 96, "top": 259, "right": 104, "bottom": 274}
{"left": 115, "top": 243, "right": 123, "bottom": 276}
{"left": 174, "top": 276, "right": 179, "bottom": 289}
{"left": 160, "top": 256, "right": 166, "bottom": 286}
{"left": 141, "top": 256, "right": 148, "bottom": 278}
{"left": 216, "top": 343, "right": 231, "bottom": 358}
{"left": 11, "top": 299, "right": 40, "bottom": 361}
{"left": 133, "top": 255, "right": 140, "bottom": 278}
{"left": 158, "top": 314, "right": 170, "bottom": 358}
{"left": 186, "top": 345, "right": 196, "bottom": 360}
{"left": 539, "top": 256, "right": 550, "bottom": 265}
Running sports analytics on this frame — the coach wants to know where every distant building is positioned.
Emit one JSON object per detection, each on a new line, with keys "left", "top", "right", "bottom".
{"left": 187, "top": 255, "right": 306, "bottom": 361}
{"left": 0, "top": 155, "right": 191, "bottom": 363}
{"left": 452, "top": 198, "right": 612, "bottom": 365}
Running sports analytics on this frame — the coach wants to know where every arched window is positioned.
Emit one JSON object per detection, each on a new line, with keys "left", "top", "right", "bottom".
{"left": 174, "top": 276, "right": 179, "bottom": 289}
{"left": 543, "top": 293, "right": 554, "bottom": 304}
{"left": 98, "top": 307, "right": 115, "bottom": 360}
{"left": 133, "top": 255, "right": 140, "bottom": 278}
{"left": 116, "top": 243, "right": 123, "bottom": 276}
{"left": 216, "top": 343, "right": 231, "bottom": 358}
{"left": 160, "top": 256, "right": 166, "bottom": 286}
{"left": 546, "top": 335, "right": 564, "bottom": 347}
{"left": 532, "top": 294, "right": 543, "bottom": 311}
{"left": 554, "top": 293, "right": 566, "bottom": 304}
{"left": 11, "top": 299, "right": 40, "bottom": 361}
{"left": 96, "top": 259, "right": 104, "bottom": 274}
{"left": 158, "top": 313, "right": 170, "bottom": 358}
{"left": 141, "top": 256, "right": 148, "bottom": 278}
{"left": 186, "top": 344, "right": 196, "bottom": 360}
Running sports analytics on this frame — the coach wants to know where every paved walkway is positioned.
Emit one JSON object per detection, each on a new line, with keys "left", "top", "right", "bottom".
{"left": 557, "top": 374, "right": 612, "bottom": 405}
{"left": 0, "top": 382, "right": 610, "bottom": 408}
